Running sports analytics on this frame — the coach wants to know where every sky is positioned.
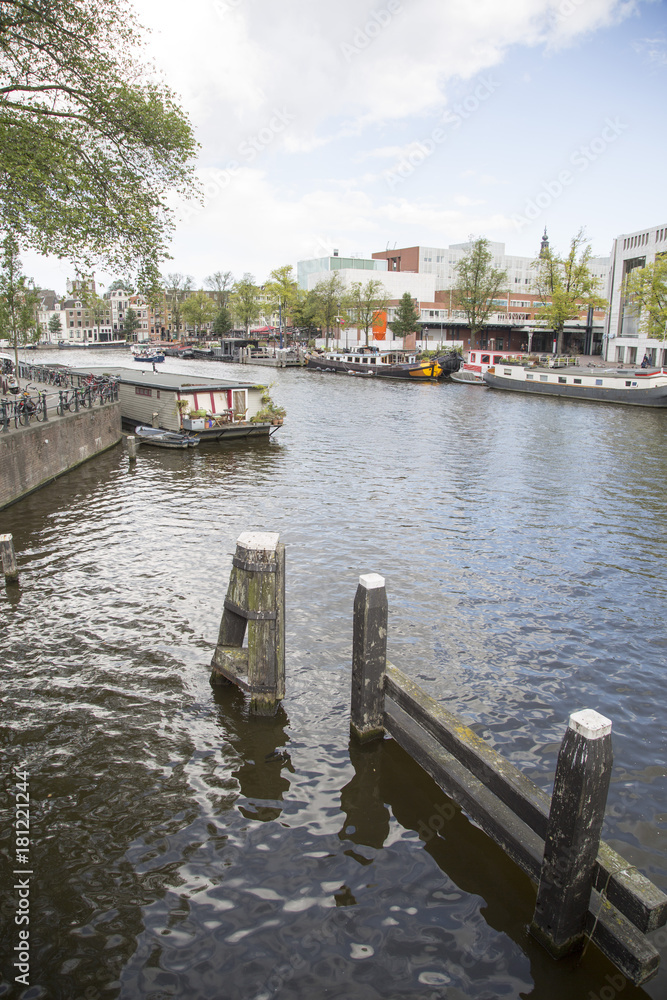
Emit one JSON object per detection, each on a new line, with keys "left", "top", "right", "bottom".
{"left": 25, "top": 0, "right": 667, "bottom": 293}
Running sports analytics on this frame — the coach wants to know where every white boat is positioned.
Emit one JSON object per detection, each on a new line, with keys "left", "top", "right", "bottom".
{"left": 134, "top": 425, "right": 200, "bottom": 449}
{"left": 483, "top": 363, "right": 667, "bottom": 407}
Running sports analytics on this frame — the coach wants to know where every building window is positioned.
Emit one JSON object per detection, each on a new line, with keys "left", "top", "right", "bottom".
{"left": 135, "top": 387, "right": 152, "bottom": 396}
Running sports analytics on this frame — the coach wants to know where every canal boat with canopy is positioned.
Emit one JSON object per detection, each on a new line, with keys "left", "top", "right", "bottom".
{"left": 483, "top": 362, "right": 667, "bottom": 406}
{"left": 305, "top": 346, "right": 461, "bottom": 380}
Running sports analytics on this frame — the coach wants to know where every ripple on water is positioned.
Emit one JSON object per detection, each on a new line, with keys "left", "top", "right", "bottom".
{"left": 2, "top": 351, "right": 667, "bottom": 999}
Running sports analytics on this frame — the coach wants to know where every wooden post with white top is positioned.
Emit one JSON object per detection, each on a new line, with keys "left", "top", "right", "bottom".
{"left": 530, "top": 708, "right": 614, "bottom": 956}
{"left": 351, "top": 573, "right": 388, "bottom": 741}
{"left": 210, "top": 531, "right": 285, "bottom": 716}
{"left": 0, "top": 533, "right": 19, "bottom": 584}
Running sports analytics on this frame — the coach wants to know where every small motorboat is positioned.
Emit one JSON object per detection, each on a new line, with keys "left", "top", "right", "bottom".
{"left": 134, "top": 425, "right": 200, "bottom": 449}
{"left": 133, "top": 351, "right": 165, "bottom": 363}
{"left": 450, "top": 369, "right": 485, "bottom": 384}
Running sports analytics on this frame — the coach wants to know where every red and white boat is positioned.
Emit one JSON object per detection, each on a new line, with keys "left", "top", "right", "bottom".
{"left": 462, "top": 350, "right": 529, "bottom": 376}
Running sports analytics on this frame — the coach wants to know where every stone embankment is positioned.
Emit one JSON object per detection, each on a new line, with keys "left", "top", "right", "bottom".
{"left": 0, "top": 378, "right": 122, "bottom": 510}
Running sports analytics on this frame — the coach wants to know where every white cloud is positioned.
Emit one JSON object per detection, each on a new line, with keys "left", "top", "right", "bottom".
{"left": 134, "top": 0, "right": 641, "bottom": 154}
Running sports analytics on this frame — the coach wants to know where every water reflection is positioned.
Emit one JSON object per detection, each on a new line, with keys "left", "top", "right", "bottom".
{"left": 3, "top": 349, "right": 667, "bottom": 1000}
{"left": 211, "top": 682, "right": 292, "bottom": 822}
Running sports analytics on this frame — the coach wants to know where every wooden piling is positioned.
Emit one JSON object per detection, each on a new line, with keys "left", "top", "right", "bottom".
{"left": 530, "top": 709, "right": 613, "bottom": 957}
{"left": 351, "top": 573, "right": 388, "bottom": 742}
{"left": 210, "top": 531, "right": 285, "bottom": 716}
{"left": 127, "top": 435, "right": 138, "bottom": 462}
{"left": 0, "top": 533, "right": 19, "bottom": 583}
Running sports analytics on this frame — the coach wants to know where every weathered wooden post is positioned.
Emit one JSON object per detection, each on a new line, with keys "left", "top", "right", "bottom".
{"left": 0, "top": 534, "right": 19, "bottom": 584}
{"left": 127, "top": 435, "right": 138, "bottom": 462}
{"left": 530, "top": 708, "right": 613, "bottom": 957}
{"left": 351, "top": 573, "right": 387, "bottom": 742}
{"left": 210, "top": 531, "right": 285, "bottom": 716}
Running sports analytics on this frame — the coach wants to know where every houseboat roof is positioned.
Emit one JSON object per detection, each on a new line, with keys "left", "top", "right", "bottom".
{"left": 67, "top": 366, "right": 262, "bottom": 393}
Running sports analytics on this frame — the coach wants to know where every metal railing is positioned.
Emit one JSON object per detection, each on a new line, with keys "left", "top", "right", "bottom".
{"left": 1, "top": 368, "right": 119, "bottom": 433}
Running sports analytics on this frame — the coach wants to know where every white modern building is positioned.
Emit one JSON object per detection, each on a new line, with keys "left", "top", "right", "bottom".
{"left": 373, "top": 240, "right": 610, "bottom": 294}
{"left": 603, "top": 223, "right": 667, "bottom": 365}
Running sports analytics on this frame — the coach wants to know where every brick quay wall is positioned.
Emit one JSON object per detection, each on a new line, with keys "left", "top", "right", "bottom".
{"left": 0, "top": 403, "right": 122, "bottom": 510}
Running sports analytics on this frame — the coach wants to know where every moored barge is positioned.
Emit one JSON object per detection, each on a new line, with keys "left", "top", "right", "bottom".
{"left": 483, "top": 363, "right": 667, "bottom": 407}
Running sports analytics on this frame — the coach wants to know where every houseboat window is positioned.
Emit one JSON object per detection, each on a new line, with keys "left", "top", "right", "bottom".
{"left": 494, "top": 355, "right": 503, "bottom": 363}
{"left": 526, "top": 373, "right": 534, "bottom": 380}
{"left": 540, "top": 374, "right": 549, "bottom": 381}
{"left": 595, "top": 379, "right": 603, "bottom": 386}
{"left": 135, "top": 387, "right": 152, "bottom": 396}
{"left": 370, "top": 357, "right": 376, "bottom": 364}
{"left": 558, "top": 376, "right": 567, "bottom": 383}
{"left": 625, "top": 381, "right": 632, "bottom": 386}
{"left": 481, "top": 354, "right": 490, "bottom": 363}
{"left": 503, "top": 369, "right": 512, "bottom": 375}
{"left": 574, "top": 378, "right": 582, "bottom": 384}
{"left": 632, "top": 381, "right": 638, "bottom": 386}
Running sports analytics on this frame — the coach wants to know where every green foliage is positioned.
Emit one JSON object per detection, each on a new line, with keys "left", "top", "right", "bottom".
{"left": 624, "top": 255, "right": 667, "bottom": 341}
{"left": 212, "top": 306, "right": 234, "bottom": 337}
{"left": 108, "top": 279, "right": 135, "bottom": 293}
{"left": 0, "top": 0, "right": 199, "bottom": 273}
{"left": 532, "top": 228, "right": 607, "bottom": 354}
{"left": 389, "top": 291, "right": 420, "bottom": 339}
{"left": 48, "top": 312, "right": 63, "bottom": 338}
{"left": 264, "top": 265, "right": 298, "bottom": 333}
{"left": 453, "top": 237, "right": 508, "bottom": 345}
{"left": 163, "top": 273, "right": 194, "bottom": 338}
{"left": 231, "top": 274, "right": 260, "bottom": 333}
{"left": 0, "top": 235, "right": 40, "bottom": 367}
{"left": 344, "top": 278, "right": 387, "bottom": 347}
{"left": 181, "top": 291, "right": 216, "bottom": 333}
{"left": 122, "top": 307, "right": 140, "bottom": 340}
{"left": 312, "top": 272, "right": 346, "bottom": 346}
{"left": 291, "top": 290, "right": 321, "bottom": 337}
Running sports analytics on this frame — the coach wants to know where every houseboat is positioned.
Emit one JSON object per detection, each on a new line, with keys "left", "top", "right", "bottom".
{"left": 305, "top": 347, "right": 461, "bottom": 380}
{"left": 67, "top": 366, "right": 283, "bottom": 439}
{"left": 483, "top": 363, "right": 667, "bottom": 407}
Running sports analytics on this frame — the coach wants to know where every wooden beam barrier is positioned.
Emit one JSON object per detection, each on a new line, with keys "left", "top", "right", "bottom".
{"left": 349, "top": 580, "right": 666, "bottom": 986}
{"left": 210, "top": 531, "right": 285, "bottom": 715}
{"left": 0, "top": 534, "right": 19, "bottom": 584}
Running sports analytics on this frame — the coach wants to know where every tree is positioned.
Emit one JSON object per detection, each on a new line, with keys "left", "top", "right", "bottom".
{"left": 0, "top": 0, "right": 198, "bottom": 274}
{"left": 163, "top": 273, "right": 194, "bottom": 339}
{"left": 48, "top": 312, "right": 63, "bottom": 340}
{"left": 453, "top": 237, "right": 508, "bottom": 350}
{"left": 231, "top": 274, "right": 260, "bottom": 335}
{"left": 204, "top": 271, "right": 234, "bottom": 309}
{"left": 81, "top": 286, "right": 110, "bottom": 343}
{"left": 181, "top": 291, "right": 216, "bottom": 337}
{"left": 122, "top": 307, "right": 140, "bottom": 342}
{"left": 0, "top": 235, "right": 40, "bottom": 377}
{"left": 212, "top": 307, "right": 233, "bottom": 338}
{"left": 264, "top": 265, "right": 298, "bottom": 341}
{"left": 312, "top": 272, "right": 346, "bottom": 347}
{"left": 345, "top": 278, "right": 387, "bottom": 347}
{"left": 291, "top": 290, "right": 321, "bottom": 339}
{"left": 532, "top": 229, "right": 607, "bottom": 355}
{"left": 624, "top": 255, "right": 667, "bottom": 341}
{"left": 107, "top": 279, "right": 135, "bottom": 294}
{"left": 389, "top": 292, "right": 420, "bottom": 340}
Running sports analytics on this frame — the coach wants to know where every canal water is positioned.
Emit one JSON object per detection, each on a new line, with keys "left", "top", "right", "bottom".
{"left": 1, "top": 348, "right": 666, "bottom": 1000}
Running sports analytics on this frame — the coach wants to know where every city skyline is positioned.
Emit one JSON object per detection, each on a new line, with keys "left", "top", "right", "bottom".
{"left": 22, "top": 0, "right": 667, "bottom": 293}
